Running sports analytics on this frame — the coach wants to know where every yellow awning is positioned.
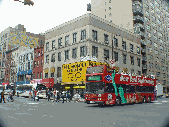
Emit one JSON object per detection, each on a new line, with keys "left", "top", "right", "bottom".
{"left": 50, "top": 67, "right": 55, "bottom": 73}
{"left": 61, "top": 82, "right": 86, "bottom": 85}
{"left": 65, "top": 86, "right": 85, "bottom": 89}
{"left": 44, "top": 68, "right": 49, "bottom": 73}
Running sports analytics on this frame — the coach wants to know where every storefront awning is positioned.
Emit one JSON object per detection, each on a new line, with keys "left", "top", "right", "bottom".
{"left": 50, "top": 67, "right": 55, "bottom": 73}
{"left": 65, "top": 86, "right": 85, "bottom": 89}
{"left": 44, "top": 68, "right": 49, "bottom": 73}
{"left": 61, "top": 82, "right": 86, "bottom": 85}
{"left": 2, "top": 83, "right": 9, "bottom": 85}
{"left": 28, "top": 70, "right": 32, "bottom": 75}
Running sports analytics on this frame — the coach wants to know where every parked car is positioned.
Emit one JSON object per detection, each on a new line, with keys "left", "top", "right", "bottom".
{"left": 165, "top": 93, "right": 169, "bottom": 98}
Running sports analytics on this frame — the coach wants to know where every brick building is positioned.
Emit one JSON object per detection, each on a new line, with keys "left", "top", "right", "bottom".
{"left": 33, "top": 45, "right": 44, "bottom": 79}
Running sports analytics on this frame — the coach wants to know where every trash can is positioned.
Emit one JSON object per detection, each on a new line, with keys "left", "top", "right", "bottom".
{"left": 17, "top": 92, "right": 19, "bottom": 97}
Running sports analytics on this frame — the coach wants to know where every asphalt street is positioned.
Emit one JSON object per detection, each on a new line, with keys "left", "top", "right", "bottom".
{"left": 0, "top": 96, "right": 169, "bottom": 127}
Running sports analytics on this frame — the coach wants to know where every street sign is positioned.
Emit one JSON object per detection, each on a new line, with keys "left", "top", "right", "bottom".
{"left": 110, "top": 59, "right": 116, "bottom": 68}
{"left": 104, "top": 75, "right": 112, "bottom": 82}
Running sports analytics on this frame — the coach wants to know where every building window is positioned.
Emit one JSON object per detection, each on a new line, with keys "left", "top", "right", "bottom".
{"left": 109, "top": 13, "right": 112, "bottom": 17}
{"left": 92, "top": 30, "right": 97, "bottom": 41}
{"left": 138, "top": 71, "right": 141, "bottom": 75}
{"left": 109, "top": 7, "right": 111, "bottom": 10}
{"left": 33, "top": 73, "right": 35, "bottom": 79}
{"left": 58, "top": 38, "right": 62, "bottom": 47}
{"left": 130, "top": 44, "right": 133, "bottom": 52}
{"left": 51, "top": 54, "right": 55, "bottom": 62}
{"left": 104, "top": 49, "right": 109, "bottom": 60}
{"left": 122, "top": 41, "right": 126, "bottom": 50}
{"left": 105, "top": 15, "right": 106, "bottom": 18}
{"left": 104, "top": 34, "right": 109, "bottom": 42}
{"left": 137, "top": 58, "right": 140, "bottom": 67}
{"left": 23, "top": 55, "right": 25, "bottom": 62}
{"left": 46, "top": 42, "right": 49, "bottom": 51}
{"left": 130, "top": 56, "right": 134, "bottom": 65}
{"left": 72, "top": 48, "right": 77, "bottom": 58}
{"left": 105, "top": 2, "right": 106, "bottom": 5}
{"left": 137, "top": 46, "right": 140, "bottom": 54}
{"left": 73, "top": 33, "right": 77, "bottom": 43}
{"left": 123, "top": 54, "right": 127, "bottom": 64}
{"left": 45, "top": 55, "right": 49, "bottom": 63}
{"left": 114, "top": 37, "right": 118, "bottom": 47}
{"left": 37, "top": 72, "right": 39, "bottom": 79}
{"left": 40, "top": 72, "right": 42, "bottom": 79}
{"left": 131, "top": 69, "right": 134, "bottom": 75}
{"left": 65, "top": 50, "right": 69, "bottom": 60}
{"left": 38, "top": 51, "right": 40, "bottom": 57}
{"left": 28, "top": 62, "right": 30, "bottom": 70}
{"left": 57, "top": 67, "right": 61, "bottom": 77}
{"left": 52, "top": 40, "right": 55, "bottom": 50}
{"left": 41, "top": 50, "right": 43, "bottom": 56}
{"left": 114, "top": 51, "right": 118, "bottom": 61}
{"left": 80, "top": 46, "right": 86, "bottom": 57}
{"left": 58, "top": 52, "right": 61, "bottom": 61}
{"left": 37, "top": 61, "right": 39, "bottom": 67}
{"left": 45, "top": 73, "right": 48, "bottom": 78}
{"left": 65, "top": 35, "right": 69, "bottom": 46}
{"left": 40, "top": 40, "right": 43, "bottom": 46}
{"left": 51, "top": 73, "right": 54, "bottom": 78}
{"left": 92, "top": 46, "right": 98, "bottom": 58}
{"left": 81, "top": 30, "right": 86, "bottom": 40}
{"left": 41, "top": 60, "right": 43, "bottom": 67}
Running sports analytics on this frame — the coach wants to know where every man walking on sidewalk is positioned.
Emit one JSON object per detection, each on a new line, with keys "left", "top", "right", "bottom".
{"left": 62, "top": 91, "right": 66, "bottom": 103}
{"left": 1, "top": 89, "right": 6, "bottom": 103}
{"left": 47, "top": 89, "right": 51, "bottom": 101}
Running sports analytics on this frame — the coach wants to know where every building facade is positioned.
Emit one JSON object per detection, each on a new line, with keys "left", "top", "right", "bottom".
{"left": 90, "top": 0, "right": 169, "bottom": 92}
{"left": 91, "top": 0, "right": 134, "bottom": 32}
{"left": 16, "top": 48, "right": 34, "bottom": 85}
{"left": 33, "top": 45, "right": 44, "bottom": 80}
{"left": 44, "top": 13, "right": 141, "bottom": 92}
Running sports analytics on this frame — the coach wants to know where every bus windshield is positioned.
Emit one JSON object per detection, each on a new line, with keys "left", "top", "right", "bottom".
{"left": 86, "top": 66, "right": 104, "bottom": 74}
{"left": 86, "top": 82, "right": 105, "bottom": 94}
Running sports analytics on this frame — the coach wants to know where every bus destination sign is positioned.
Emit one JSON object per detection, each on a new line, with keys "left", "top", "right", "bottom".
{"left": 87, "top": 75, "right": 101, "bottom": 81}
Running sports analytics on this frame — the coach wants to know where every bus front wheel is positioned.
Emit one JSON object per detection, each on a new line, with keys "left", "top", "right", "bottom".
{"left": 148, "top": 96, "right": 151, "bottom": 103}
{"left": 142, "top": 96, "right": 146, "bottom": 103}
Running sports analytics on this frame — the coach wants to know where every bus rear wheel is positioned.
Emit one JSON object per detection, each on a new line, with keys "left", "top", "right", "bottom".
{"left": 115, "top": 97, "right": 121, "bottom": 106}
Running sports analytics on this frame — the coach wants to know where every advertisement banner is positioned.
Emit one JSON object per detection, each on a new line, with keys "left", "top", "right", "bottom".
{"left": 62, "top": 61, "right": 109, "bottom": 84}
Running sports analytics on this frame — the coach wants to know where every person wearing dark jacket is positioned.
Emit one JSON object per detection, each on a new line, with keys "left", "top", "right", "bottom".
{"left": 1, "top": 89, "right": 6, "bottom": 103}
{"left": 47, "top": 89, "right": 51, "bottom": 101}
{"left": 56, "top": 92, "right": 60, "bottom": 102}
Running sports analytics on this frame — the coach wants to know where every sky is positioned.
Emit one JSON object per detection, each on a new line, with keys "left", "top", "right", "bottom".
{"left": 0, "top": 0, "right": 91, "bottom": 34}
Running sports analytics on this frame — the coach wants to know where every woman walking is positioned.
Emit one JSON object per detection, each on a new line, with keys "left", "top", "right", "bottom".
{"left": 53, "top": 88, "right": 56, "bottom": 102}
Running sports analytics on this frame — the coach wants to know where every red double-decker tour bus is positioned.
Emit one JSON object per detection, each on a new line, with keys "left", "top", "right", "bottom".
{"left": 84, "top": 65, "right": 156, "bottom": 106}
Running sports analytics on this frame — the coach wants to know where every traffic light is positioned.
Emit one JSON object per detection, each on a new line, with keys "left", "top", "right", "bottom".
{"left": 24, "top": 0, "right": 34, "bottom": 6}
{"left": 14, "top": 0, "right": 34, "bottom": 6}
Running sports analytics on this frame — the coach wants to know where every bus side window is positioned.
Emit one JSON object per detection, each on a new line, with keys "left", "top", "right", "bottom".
{"left": 130, "top": 86, "right": 135, "bottom": 93}
{"left": 125, "top": 85, "right": 130, "bottom": 93}
{"left": 105, "top": 83, "right": 115, "bottom": 93}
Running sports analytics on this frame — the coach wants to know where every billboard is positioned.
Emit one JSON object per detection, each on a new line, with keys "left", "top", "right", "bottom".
{"left": 62, "top": 61, "right": 108, "bottom": 84}
{"left": 9, "top": 31, "right": 39, "bottom": 48}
